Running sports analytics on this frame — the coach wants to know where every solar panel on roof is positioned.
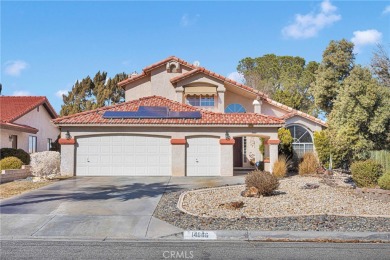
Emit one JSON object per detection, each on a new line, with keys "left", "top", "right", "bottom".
{"left": 102, "top": 106, "right": 202, "bottom": 119}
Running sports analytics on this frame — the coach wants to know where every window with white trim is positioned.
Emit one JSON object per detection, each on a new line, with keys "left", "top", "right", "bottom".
{"left": 287, "top": 125, "right": 314, "bottom": 158}
{"left": 186, "top": 95, "right": 215, "bottom": 107}
{"left": 29, "top": 136, "right": 37, "bottom": 153}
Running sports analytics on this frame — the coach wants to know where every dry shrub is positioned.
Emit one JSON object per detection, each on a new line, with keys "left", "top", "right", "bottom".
{"left": 299, "top": 152, "right": 319, "bottom": 175}
{"left": 0, "top": 156, "right": 23, "bottom": 171}
{"left": 272, "top": 155, "right": 290, "bottom": 178}
{"left": 30, "top": 151, "right": 60, "bottom": 177}
{"left": 245, "top": 170, "right": 279, "bottom": 196}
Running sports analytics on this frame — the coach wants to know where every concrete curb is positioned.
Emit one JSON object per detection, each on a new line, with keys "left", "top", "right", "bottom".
{"left": 158, "top": 230, "right": 390, "bottom": 243}
{"left": 2, "top": 231, "right": 389, "bottom": 243}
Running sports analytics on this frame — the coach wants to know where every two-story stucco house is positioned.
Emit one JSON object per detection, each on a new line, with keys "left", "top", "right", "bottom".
{"left": 54, "top": 56, "right": 326, "bottom": 177}
{"left": 0, "top": 96, "right": 59, "bottom": 153}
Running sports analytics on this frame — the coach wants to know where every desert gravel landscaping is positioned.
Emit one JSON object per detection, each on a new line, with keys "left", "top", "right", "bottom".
{"left": 153, "top": 175, "right": 390, "bottom": 232}
{"left": 179, "top": 176, "right": 390, "bottom": 219}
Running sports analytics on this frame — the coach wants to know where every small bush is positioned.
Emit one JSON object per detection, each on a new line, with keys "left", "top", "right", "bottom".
{"left": 299, "top": 152, "right": 320, "bottom": 175}
{"left": 378, "top": 172, "right": 390, "bottom": 190}
{"left": 351, "top": 160, "right": 383, "bottom": 188}
{"left": 278, "top": 128, "right": 293, "bottom": 157}
{"left": 0, "top": 156, "right": 23, "bottom": 171}
{"left": 273, "top": 155, "right": 290, "bottom": 178}
{"left": 30, "top": 151, "right": 60, "bottom": 177}
{"left": 245, "top": 170, "right": 279, "bottom": 196}
{"left": 0, "top": 148, "right": 30, "bottom": 165}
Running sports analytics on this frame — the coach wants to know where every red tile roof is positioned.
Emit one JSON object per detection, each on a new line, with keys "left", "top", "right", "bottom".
{"left": 53, "top": 96, "right": 284, "bottom": 126}
{"left": 117, "top": 56, "right": 197, "bottom": 87}
{"left": 170, "top": 67, "right": 268, "bottom": 99}
{"left": 268, "top": 98, "right": 327, "bottom": 127}
{"left": 0, "top": 122, "right": 38, "bottom": 134}
{"left": 0, "top": 96, "right": 58, "bottom": 123}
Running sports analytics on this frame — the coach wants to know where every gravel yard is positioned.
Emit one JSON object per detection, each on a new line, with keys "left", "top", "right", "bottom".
{"left": 179, "top": 176, "right": 390, "bottom": 219}
{"left": 153, "top": 175, "right": 390, "bottom": 232}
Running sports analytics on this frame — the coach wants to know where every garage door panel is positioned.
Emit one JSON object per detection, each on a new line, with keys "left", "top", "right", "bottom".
{"left": 76, "top": 135, "right": 171, "bottom": 176}
{"left": 186, "top": 137, "right": 220, "bottom": 176}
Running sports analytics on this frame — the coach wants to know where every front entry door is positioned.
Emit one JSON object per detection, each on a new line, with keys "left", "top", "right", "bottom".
{"left": 11, "top": 135, "right": 17, "bottom": 149}
{"left": 233, "top": 137, "right": 243, "bottom": 167}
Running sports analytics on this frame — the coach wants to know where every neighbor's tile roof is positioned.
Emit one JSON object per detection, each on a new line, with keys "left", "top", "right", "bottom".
{"left": 53, "top": 96, "right": 284, "bottom": 126}
{"left": 0, "top": 96, "right": 58, "bottom": 123}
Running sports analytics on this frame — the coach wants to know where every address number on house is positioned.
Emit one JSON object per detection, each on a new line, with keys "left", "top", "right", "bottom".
{"left": 184, "top": 231, "right": 217, "bottom": 240}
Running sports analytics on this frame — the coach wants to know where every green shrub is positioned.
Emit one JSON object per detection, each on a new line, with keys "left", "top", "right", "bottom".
{"left": 278, "top": 128, "right": 293, "bottom": 157}
{"left": 299, "top": 152, "right": 319, "bottom": 175}
{"left": 378, "top": 172, "right": 390, "bottom": 190}
{"left": 351, "top": 160, "right": 383, "bottom": 188}
{"left": 0, "top": 156, "right": 23, "bottom": 171}
{"left": 272, "top": 155, "right": 290, "bottom": 178}
{"left": 313, "top": 130, "right": 330, "bottom": 168}
{"left": 245, "top": 170, "right": 279, "bottom": 196}
{"left": 0, "top": 148, "right": 30, "bottom": 165}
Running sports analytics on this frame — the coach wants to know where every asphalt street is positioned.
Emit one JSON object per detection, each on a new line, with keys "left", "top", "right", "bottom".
{"left": 1, "top": 240, "right": 389, "bottom": 260}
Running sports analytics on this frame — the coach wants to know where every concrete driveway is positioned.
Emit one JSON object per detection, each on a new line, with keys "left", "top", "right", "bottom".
{"left": 0, "top": 176, "right": 244, "bottom": 240}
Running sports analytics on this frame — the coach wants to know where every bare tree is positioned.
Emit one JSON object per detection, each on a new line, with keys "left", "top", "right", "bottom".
{"left": 371, "top": 44, "right": 390, "bottom": 87}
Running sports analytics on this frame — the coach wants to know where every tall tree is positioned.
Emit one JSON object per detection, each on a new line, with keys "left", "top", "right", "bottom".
{"left": 327, "top": 66, "right": 390, "bottom": 167}
{"left": 371, "top": 44, "right": 390, "bottom": 87}
{"left": 312, "top": 39, "right": 355, "bottom": 114}
{"left": 237, "top": 54, "right": 319, "bottom": 115}
{"left": 60, "top": 72, "right": 127, "bottom": 116}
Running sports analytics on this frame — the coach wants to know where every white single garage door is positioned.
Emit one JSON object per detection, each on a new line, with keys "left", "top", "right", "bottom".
{"left": 76, "top": 135, "right": 171, "bottom": 176}
{"left": 186, "top": 137, "right": 220, "bottom": 176}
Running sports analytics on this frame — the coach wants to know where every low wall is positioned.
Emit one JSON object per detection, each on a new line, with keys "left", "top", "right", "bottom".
{"left": 0, "top": 165, "right": 32, "bottom": 184}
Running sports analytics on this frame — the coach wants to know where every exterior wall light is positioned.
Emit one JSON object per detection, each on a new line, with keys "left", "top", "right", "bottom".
{"left": 9, "top": 135, "right": 13, "bottom": 142}
{"left": 65, "top": 130, "right": 71, "bottom": 140}
{"left": 225, "top": 130, "right": 231, "bottom": 140}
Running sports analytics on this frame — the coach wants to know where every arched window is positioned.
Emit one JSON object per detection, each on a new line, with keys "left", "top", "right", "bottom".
{"left": 286, "top": 125, "right": 313, "bottom": 158}
{"left": 225, "top": 104, "right": 246, "bottom": 113}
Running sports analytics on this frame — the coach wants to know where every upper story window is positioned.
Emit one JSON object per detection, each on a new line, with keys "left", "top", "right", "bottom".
{"left": 186, "top": 95, "right": 215, "bottom": 107}
{"left": 225, "top": 103, "right": 246, "bottom": 113}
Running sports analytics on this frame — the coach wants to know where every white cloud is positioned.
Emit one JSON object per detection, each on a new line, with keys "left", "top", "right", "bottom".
{"left": 351, "top": 29, "right": 382, "bottom": 52}
{"left": 382, "top": 5, "right": 390, "bottom": 15}
{"left": 227, "top": 71, "right": 244, "bottom": 84}
{"left": 12, "top": 90, "right": 32, "bottom": 96}
{"left": 282, "top": 0, "right": 341, "bottom": 39}
{"left": 180, "top": 14, "right": 200, "bottom": 27}
{"left": 4, "top": 60, "right": 29, "bottom": 76}
{"left": 55, "top": 89, "right": 69, "bottom": 98}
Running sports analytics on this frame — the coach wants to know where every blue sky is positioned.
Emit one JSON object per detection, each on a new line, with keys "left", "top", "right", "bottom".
{"left": 2, "top": 1, "right": 389, "bottom": 113}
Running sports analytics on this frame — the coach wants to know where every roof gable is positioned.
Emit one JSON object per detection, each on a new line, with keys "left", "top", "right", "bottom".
{"left": 53, "top": 96, "right": 284, "bottom": 126}
{"left": 0, "top": 96, "right": 58, "bottom": 123}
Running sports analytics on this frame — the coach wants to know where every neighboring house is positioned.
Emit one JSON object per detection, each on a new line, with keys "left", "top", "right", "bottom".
{"left": 54, "top": 56, "right": 326, "bottom": 177}
{"left": 0, "top": 96, "right": 59, "bottom": 153}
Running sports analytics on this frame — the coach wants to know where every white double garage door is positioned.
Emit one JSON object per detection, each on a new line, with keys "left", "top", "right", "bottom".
{"left": 76, "top": 135, "right": 220, "bottom": 176}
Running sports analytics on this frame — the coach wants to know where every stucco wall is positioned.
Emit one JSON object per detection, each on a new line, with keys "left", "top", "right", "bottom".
{"left": 261, "top": 102, "right": 287, "bottom": 117}
{"left": 125, "top": 76, "right": 152, "bottom": 101}
{"left": 13, "top": 105, "right": 59, "bottom": 152}
{"left": 224, "top": 90, "right": 255, "bottom": 113}
{"left": 1, "top": 129, "right": 29, "bottom": 151}
{"left": 150, "top": 66, "right": 178, "bottom": 101}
